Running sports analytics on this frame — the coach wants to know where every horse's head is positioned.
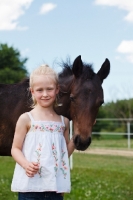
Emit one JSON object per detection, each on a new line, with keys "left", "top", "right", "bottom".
{"left": 55, "top": 55, "right": 110, "bottom": 151}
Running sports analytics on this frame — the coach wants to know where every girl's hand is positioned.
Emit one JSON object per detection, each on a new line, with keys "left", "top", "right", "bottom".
{"left": 24, "top": 162, "right": 40, "bottom": 177}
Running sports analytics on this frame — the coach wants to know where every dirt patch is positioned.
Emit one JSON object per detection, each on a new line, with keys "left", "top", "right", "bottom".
{"left": 75, "top": 148, "right": 133, "bottom": 157}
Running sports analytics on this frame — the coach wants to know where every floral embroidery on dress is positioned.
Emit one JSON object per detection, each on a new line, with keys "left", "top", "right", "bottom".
{"left": 52, "top": 143, "right": 58, "bottom": 176}
{"left": 60, "top": 149, "right": 67, "bottom": 179}
{"left": 35, "top": 143, "right": 42, "bottom": 177}
{"left": 30, "top": 124, "right": 65, "bottom": 133}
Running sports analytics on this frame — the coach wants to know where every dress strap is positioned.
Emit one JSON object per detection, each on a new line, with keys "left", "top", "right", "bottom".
{"left": 61, "top": 115, "right": 65, "bottom": 126}
{"left": 27, "top": 112, "right": 34, "bottom": 122}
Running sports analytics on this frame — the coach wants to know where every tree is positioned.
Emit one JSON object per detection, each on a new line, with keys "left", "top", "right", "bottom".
{"left": 0, "top": 43, "right": 28, "bottom": 84}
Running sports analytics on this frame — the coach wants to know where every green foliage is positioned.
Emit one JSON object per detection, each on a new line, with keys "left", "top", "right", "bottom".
{"left": 0, "top": 43, "right": 28, "bottom": 84}
{"left": 102, "top": 99, "right": 133, "bottom": 119}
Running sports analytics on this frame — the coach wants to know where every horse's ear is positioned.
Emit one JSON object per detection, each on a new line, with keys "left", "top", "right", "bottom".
{"left": 97, "top": 58, "right": 110, "bottom": 83}
{"left": 72, "top": 55, "right": 83, "bottom": 78}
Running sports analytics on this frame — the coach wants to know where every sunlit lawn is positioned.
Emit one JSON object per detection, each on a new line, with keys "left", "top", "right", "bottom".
{"left": 0, "top": 151, "right": 133, "bottom": 200}
{"left": 64, "top": 153, "right": 133, "bottom": 200}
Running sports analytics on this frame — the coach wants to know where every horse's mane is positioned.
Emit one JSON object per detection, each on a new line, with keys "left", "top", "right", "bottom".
{"left": 59, "top": 61, "right": 95, "bottom": 80}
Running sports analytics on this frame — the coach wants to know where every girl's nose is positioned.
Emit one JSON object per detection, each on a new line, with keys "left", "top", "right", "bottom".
{"left": 42, "top": 90, "right": 48, "bottom": 96}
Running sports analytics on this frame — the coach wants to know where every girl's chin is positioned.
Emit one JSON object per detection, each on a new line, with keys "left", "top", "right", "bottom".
{"left": 37, "top": 99, "right": 55, "bottom": 107}
{"left": 41, "top": 102, "right": 54, "bottom": 107}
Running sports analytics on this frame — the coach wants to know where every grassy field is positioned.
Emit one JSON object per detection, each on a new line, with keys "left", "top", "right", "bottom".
{"left": 0, "top": 151, "right": 133, "bottom": 200}
{"left": 91, "top": 137, "right": 133, "bottom": 149}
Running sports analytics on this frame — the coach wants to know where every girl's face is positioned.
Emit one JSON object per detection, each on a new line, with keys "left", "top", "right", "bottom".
{"left": 31, "top": 75, "right": 59, "bottom": 108}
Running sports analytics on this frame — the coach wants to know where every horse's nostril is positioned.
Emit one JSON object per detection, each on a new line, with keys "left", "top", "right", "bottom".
{"left": 74, "top": 134, "right": 80, "bottom": 147}
{"left": 73, "top": 135, "right": 91, "bottom": 151}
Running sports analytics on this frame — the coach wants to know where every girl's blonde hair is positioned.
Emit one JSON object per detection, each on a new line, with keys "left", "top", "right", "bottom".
{"left": 29, "top": 64, "right": 58, "bottom": 108}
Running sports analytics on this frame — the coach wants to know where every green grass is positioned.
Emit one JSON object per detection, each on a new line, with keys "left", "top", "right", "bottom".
{"left": 91, "top": 138, "right": 133, "bottom": 149}
{"left": 0, "top": 157, "right": 18, "bottom": 200}
{"left": 65, "top": 153, "right": 133, "bottom": 200}
{"left": 1, "top": 152, "right": 133, "bottom": 200}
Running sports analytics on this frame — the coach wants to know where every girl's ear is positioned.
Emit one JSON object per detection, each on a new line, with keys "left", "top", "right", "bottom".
{"left": 30, "top": 87, "right": 34, "bottom": 95}
{"left": 56, "top": 85, "right": 59, "bottom": 94}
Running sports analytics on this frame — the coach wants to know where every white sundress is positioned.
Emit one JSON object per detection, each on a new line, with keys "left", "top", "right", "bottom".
{"left": 11, "top": 112, "right": 71, "bottom": 193}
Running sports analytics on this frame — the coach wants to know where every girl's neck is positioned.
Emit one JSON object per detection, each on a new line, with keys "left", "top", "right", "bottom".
{"left": 34, "top": 104, "right": 56, "bottom": 116}
{"left": 31, "top": 105, "right": 60, "bottom": 122}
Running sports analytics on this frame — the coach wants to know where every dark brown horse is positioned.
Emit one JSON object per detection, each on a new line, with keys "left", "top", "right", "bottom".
{"left": 0, "top": 55, "right": 110, "bottom": 156}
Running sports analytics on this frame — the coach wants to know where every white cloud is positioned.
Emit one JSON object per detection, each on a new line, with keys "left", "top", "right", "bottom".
{"left": 39, "top": 3, "right": 57, "bottom": 15}
{"left": 117, "top": 40, "right": 133, "bottom": 63}
{"left": 95, "top": 0, "right": 133, "bottom": 22}
{"left": 0, "top": 0, "right": 33, "bottom": 31}
{"left": 117, "top": 40, "right": 133, "bottom": 53}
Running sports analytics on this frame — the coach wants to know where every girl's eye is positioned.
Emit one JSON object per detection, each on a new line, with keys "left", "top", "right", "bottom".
{"left": 37, "top": 89, "right": 43, "bottom": 91}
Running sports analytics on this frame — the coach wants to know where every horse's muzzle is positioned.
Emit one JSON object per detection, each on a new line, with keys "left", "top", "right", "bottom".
{"left": 73, "top": 135, "right": 91, "bottom": 151}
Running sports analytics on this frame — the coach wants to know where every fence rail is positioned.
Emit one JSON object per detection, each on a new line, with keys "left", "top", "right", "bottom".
{"left": 69, "top": 119, "right": 133, "bottom": 169}
{"left": 94, "top": 118, "right": 133, "bottom": 149}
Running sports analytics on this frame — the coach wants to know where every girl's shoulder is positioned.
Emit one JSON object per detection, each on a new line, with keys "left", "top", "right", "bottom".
{"left": 17, "top": 112, "right": 31, "bottom": 127}
{"left": 20, "top": 112, "right": 30, "bottom": 119}
{"left": 16, "top": 113, "right": 31, "bottom": 130}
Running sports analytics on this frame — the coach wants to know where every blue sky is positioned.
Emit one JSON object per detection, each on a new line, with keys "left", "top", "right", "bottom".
{"left": 0, "top": 0, "right": 133, "bottom": 103}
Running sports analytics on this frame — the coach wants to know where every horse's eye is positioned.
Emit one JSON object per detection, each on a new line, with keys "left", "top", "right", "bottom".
{"left": 70, "top": 95, "right": 75, "bottom": 102}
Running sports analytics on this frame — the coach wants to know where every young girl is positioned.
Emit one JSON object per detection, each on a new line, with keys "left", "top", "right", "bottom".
{"left": 11, "top": 64, "right": 75, "bottom": 200}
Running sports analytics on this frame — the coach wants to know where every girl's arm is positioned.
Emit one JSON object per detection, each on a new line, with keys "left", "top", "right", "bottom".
{"left": 11, "top": 113, "right": 39, "bottom": 177}
{"left": 64, "top": 118, "right": 75, "bottom": 157}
